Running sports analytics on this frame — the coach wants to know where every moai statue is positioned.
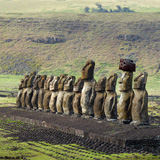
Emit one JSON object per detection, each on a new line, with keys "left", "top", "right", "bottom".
{"left": 43, "top": 76, "right": 54, "bottom": 112}
{"left": 38, "top": 75, "right": 47, "bottom": 111}
{"left": 93, "top": 77, "right": 106, "bottom": 119}
{"left": 63, "top": 75, "right": 76, "bottom": 115}
{"left": 16, "top": 79, "right": 24, "bottom": 108}
{"left": 31, "top": 75, "right": 41, "bottom": 110}
{"left": 73, "top": 78, "right": 84, "bottom": 117}
{"left": 20, "top": 75, "right": 29, "bottom": 109}
{"left": 131, "top": 72, "right": 149, "bottom": 125}
{"left": 104, "top": 73, "right": 118, "bottom": 121}
{"left": 117, "top": 59, "right": 135, "bottom": 124}
{"left": 49, "top": 76, "right": 60, "bottom": 113}
{"left": 25, "top": 71, "right": 36, "bottom": 109}
{"left": 81, "top": 60, "right": 96, "bottom": 118}
{"left": 56, "top": 74, "right": 68, "bottom": 114}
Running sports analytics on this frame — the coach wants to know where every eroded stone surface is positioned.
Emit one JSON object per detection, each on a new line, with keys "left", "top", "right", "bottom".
{"left": 117, "top": 71, "right": 133, "bottom": 123}
{"left": 93, "top": 77, "right": 106, "bottom": 119}
{"left": 73, "top": 78, "right": 84, "bottom": 116}
{"left": 131, "top": 72, "right": 149, "bottom": 125}
{"left": 56, "top": 74, "right": 68, "bottom": 114}
{"left": 63, "top": 75, "right": 76, "bottom": 115}
{"left": 31, "top": 75, "right": 41, "bottom": 110}
{"left": 49, "top": 76, "right": 59, "bottom": 113}
{"left": 20, "top": 75, "right": 29, "bottom": 109}
{"left": 38, "top": 75, "right": 47, "bottom": 110}
{"left": 43, "top": 76, "right": 53, "bottom": 112}
{"left": 104, "top": 73, "right": 118, "bottom": 121}
{"left": 81, "top": 60, "right": 95, "bottom": 80}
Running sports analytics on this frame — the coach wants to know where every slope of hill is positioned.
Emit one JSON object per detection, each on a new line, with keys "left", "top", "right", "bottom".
{"left": 0, "top": 13, "right": 160, "bottom": 80}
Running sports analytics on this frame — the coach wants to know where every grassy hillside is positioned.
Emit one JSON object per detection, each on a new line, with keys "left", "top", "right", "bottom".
{"left": 0, "top": 13, "right": 160, "bottom": 79}
{"left": 0, "top": 0, "right": 160, "bottom": 13}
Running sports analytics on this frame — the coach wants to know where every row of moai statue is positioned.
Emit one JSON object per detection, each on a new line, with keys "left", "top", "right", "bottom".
{"left": 16, "top": 59, "right": 149, "bottom": 125}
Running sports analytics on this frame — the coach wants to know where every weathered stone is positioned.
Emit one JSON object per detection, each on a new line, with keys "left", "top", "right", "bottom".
{"left": 38, "top": 75, "right": 47, "bottom": 111}
{"left": 43, "top": 76, "right": 53, "bottom": 112}
{"left": 119, "top": 59, "right": 136, "bottom": 72}
{"left": 81, "top": 79, "right": 96, "bottom": 117}
{"left": 16, "top": 79, "right": 24, "bottom": 108}
{"left": 31, "top": 75, "right": 41, "bottom": 110}
{"left": 131, "top": 72, "right": 149, "bottom": 125}
{"left": 56, "top": 74, "right": 68, "bottom": 114}
{"left": 49, "top": 76, "right": 59, "bottom": 113}
{"left": 73, "top": 78, "right": 84, "bottom": 116}
{"left": 63, "top": 75, "right": 76, "bottom": 115}
{"left": 117, "top": 71, "right": 133, "bottom": 123}
{"left": 93, "top": 77, "right": 106, "bottom": 119}
{"left": 104, "top": 73, "right": 118, "bottom": 121}
{"left": 25, "top": 72, "right": 36, "bottom": 109}
{"left": 81, "top": 60, "right": 95, "bottom": 80}
{"left": 20, "top": 75, "right": 29, "bottom": 109}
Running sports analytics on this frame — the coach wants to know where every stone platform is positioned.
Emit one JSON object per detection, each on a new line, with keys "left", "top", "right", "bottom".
{"left": 0, "top": 107, "right": 160, "bottom": 153}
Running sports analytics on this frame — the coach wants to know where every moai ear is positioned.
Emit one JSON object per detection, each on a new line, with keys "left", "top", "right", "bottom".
{"left": 143, "top": 72, "right": 148, "bottom": 85}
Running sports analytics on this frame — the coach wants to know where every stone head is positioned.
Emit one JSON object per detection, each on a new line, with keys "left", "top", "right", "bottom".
{"left": 73, "top": 77, "right": 84, "bottom": 92}
{"left": 81, "top": 60, "right": 95, "bottom": 80}
{"left": 44, "top": 76, "right": 54, "bottom": 90}
{"left": 64, "top": 75, "right": 76, "bottom": 91}
{"left": 95, "top": 76, "right": 106, "bottom": 92}
{"left": 133, "top": 72, "right": 148, "bottom": 90}
{"left": 58, "top": 74, "right": 68, "bottom": 91}
{"left": 106, "top": 73, "right": 118, "bottom": 91}
{"left": 19, "top": 79, "right": 24, "bottom": 89}
{"left": 118, "top": 71, "right": 133, "bottom": 91}
{"left": 21, "top": 75, "right": 29, "bottom": 88}
{"left": 50, "top": 76, "right": 60, "bottom": 91}
{"left": 33, "top": 75, "right": 41, "bottom": 83}
{"left": 30, "top": 71, "right": 37, "bottom": 76}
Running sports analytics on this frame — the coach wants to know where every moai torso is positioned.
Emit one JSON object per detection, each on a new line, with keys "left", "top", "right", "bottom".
{"left": 93, "top": 77, "right": 106, "bottom": 119}
{"left": 49, "top": 76, "right": 59, "bottom": 113}
{"left": 63, "top": 75, "right": 76, "bottom": 115}
{"left": 25, "top": 72, "right": 36, "bottom": 109}
{"left": 104, "top": 73, "right": 118, "bottom": 121}
{"left": 117, "top": 71, "right": 134, "bottom": 123}
{"left": 16, "top": 79, "right": 24, "bottom": 108}
{"left": 20, "top": 75, "right": 29, "bottom": 109}
{"left": 81, "top": 60, "right": 96, "bottom": 118}
{"left": 56, "top": 74, "right": 68, "bottom": 114}
{"left": 131, "top": 72, "right": 149, "bottom": 125}
{"left": 43, "top": 76, "right": 54, "bottom": 111}
{"left": 38, "top": 75, "right": 47, "bottom": 110}
{"left": 73, "top": 78, "right": 84, "bottom": 116}
{"left": 31, "top": 75, "right": 41, "bottom": 110}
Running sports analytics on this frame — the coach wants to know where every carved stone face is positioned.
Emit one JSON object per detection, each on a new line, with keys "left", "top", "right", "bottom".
{"left": 38, "top": 75, "right": 47, "bottom": 88}
{"left": 64, "top": 75, "right": 76, "bottom": 91}
{"left": 50, "top": 76, "right": 59, "bottom": 91}
{"left": 58, "top": 74, "right": 68, "bottom": 91}
{"left": 33, "top": 75, "right": 40, "bottom": 83}
{"left": 22, "top": 75, "right": 29, "bottom": 88}
{"left": 44, "top": 76, "right": 54, "bottom": 90}
{"left": 106, "top": 73, "right": 118, "bottom": 91}
{"left": 19, "top": 79, "right": 24, "bottom": 89}
{"left": 95, "top": 77, "right": 106, "bottom": 92}
{"left": 81, "top": 60, "right": 95, "bottom": 80}
{"left": 73, "top": 77, "right": 84, "bottom": 92}
{"left": 133, "top": 72, "right": 148, "bottom": 90}
{"left": 119, "top": 71, "right": 133, "bottom": 91}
